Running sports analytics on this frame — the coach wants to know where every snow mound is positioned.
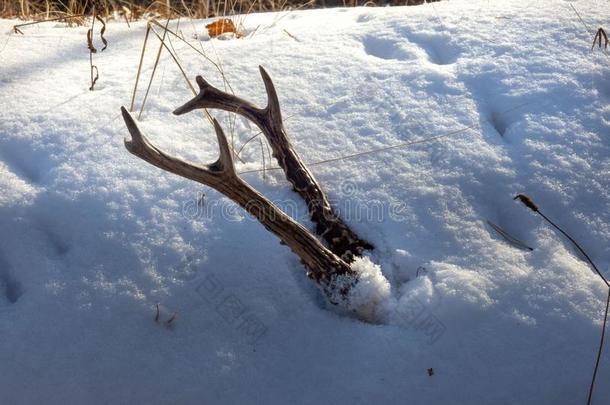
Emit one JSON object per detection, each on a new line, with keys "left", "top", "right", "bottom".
{"left": 345, "top": 256, "right": 392, "bottom": 321}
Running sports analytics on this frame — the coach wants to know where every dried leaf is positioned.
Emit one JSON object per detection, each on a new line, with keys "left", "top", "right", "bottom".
{"left": 96, "top": 14, "right": 107, "bottom": 51}
{"left": 87, "top": 28, "right": 96, "bottom": 53}
{"left": 89, "top": 65, "right": 99, "bottom": 91}
{"left": 206, "top": 18, "right": 238, "bottom": 37}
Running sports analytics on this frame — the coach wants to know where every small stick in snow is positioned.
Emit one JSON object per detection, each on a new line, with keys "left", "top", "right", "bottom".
{"left": 513, "top": 194, "right": 607, "bottom": 284}
{"left": 166, "top": 313, "right": 178, "bottom": 326}
{"left": 282, "top": 29, "right": 299, "bottom": 41}
{"left": 486, "top": 220, "right": 533, "bottom": 251}
{"left": 138, "top": 18, "right": 170, "bottom": 119}
{"left": 145, "top": 26, "right": 245, "bottom": 164}
{"left": 592, "top": 28, "right": 609, "bottom": 51}
{"left": 129, "top": 23, "right": 151, "bottom": 112}
{"left": 87, "top": 2, "right": 107, "bottom": 91}
{"left": 259, "top": 137, "right": 267, "bottom": 180}
{"left": 155, "top": 303, "right": 160, "bottom": 322}
{"left": 12, "top": 14, "right": 85, "bottom": 35}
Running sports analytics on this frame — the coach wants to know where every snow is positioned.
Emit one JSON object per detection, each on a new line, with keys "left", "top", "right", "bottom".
{"left": 1, "top": 0, "right": 610, "bottom": 403}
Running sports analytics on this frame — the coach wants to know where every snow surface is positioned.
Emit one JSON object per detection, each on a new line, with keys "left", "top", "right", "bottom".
{"left": 1, "top": 0, "right": 610, "bottom": 403}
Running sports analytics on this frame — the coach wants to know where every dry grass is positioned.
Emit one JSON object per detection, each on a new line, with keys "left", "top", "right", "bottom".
{"left": 1, "top": 0, "right": 437, "bottom": 20}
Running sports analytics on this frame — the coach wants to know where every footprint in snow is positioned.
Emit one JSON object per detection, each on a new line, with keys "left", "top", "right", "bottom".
{"left": 362, "top": 35, "right": 417, "bottom": 61}
{"left": 0, "top": 253, "right": 23, "bottom": 304}
{"left": 0, "top": 138, "right": 53, "bottom": 185}
{"left": 399, "top": 30, "right": 462, "bottom": 65}
{"left": 357, "top": 14, "right": 375, "bottom": 23}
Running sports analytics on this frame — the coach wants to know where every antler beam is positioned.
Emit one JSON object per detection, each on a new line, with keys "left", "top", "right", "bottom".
{"left": 173, "top": 67, "right": 373, "bottom": 262}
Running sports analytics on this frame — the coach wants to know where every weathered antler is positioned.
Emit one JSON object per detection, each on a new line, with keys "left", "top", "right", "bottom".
{"left": 121, "top": 107, "right": 356, "bottom": 301}
{"left": 173, "top": 67, "right": 373, "bottom": 262}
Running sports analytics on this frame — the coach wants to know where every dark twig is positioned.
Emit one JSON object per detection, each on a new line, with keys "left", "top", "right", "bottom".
{"left": 12, "top": 14, "right": 85, "bottom": 34}
{"left": 514, "top": 194, "right": 608, "bottom": 286}
{"left": 87, "top": 13, "right": 98, "bottom": 91}
{"left": 514, "top": 193, "right": 609, "bottom": 405}
{"left": 96, "top": 14, "right": 107, "bottom": 51}
{"left": 487, "top": 220, "right": 534, "bottom": 251}
{"left": 590, "top": 290, "right": 610, "bottom": 405}
{"left": 592, "top": 28, "right": 609, "bottom": 50}
{"left": 87, "top": 2, "right": 107, "bottom": 91}
{"left": 166, "top": 313, "right": 177, "bottom": 326}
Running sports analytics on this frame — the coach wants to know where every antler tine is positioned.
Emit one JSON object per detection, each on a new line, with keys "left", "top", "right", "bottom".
{"left": 121, "top": 106, "right": 234, "bottom": 184}
{"left": 173, "top": 76, "right": 212, "bottom": 116}
{"left": 173, "top": 74, "right": 262, "bottom": 118}
{"left": 258, "top": 66, "right": 282, "bottom": 124}
{"left": 174, "top": 68, "right": 283, "bottom": 121}
{"left": 122, "top": 106, "right": 147, "bottom": 154}
{"left": 196, "top": 75, "right": 210, "bottom": 90}
{"left": 210, "top": 117, "right": 237, "bottom": 177}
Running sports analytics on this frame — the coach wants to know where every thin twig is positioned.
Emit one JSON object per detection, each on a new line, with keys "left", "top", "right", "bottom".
{"left": 591, "top": 28, "right": 609, "bottom": 51}
{"left": 282, "top": 29, "right": 299, "bottom": 41}
{"left": 589, "top": 290, "right": 610, "bottom": 404}
{"left": 486, "top": 220, "right": 533, "bottom": 251}
{"left": 570, "top": 4, "right": 592, "bottom": 35}
{"left": 12, "top": 13, "right": 85, "bottom": 34}
{"left": 235, "top": 113, "right": 297, "bottom": 158}
{"left": 150, "top": 26, "right": 196, "bottom": 93}
{"left": 147, "top": 27, "right": 244, "bottom": 162}
{"left": 513, "top": 194, "right": 609, "bottom": 405}
{"left": 259, "top": 137, "right": 266, "bottom": 180}
{"left": 138, "top": 18, "right": 170, "bottom": 120}
{"left": 130, "top": 22, "right": 151, "bottom": 112}
{"left": 88, "top": 6, "right": 98, "bottom": 91}
{"left": 239, "top": 102, "right": 529, "bottom": 175}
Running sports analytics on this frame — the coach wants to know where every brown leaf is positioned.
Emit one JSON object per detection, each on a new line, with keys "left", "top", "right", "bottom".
{"left": 87, "top": 28, "right": 96, "bottom": 53}
{"left": 96, "top": 14, "right": 107, "bottom": 51}
{"left": 206, "top": 18, "right": 238, "bottom": 38}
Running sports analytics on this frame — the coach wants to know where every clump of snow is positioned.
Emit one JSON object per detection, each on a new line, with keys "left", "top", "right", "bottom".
{"left": 344, "top": 256, "right": 392, "bottom": 322}
{"left": 346, "top": 257, "right": 494, "bottom": 325}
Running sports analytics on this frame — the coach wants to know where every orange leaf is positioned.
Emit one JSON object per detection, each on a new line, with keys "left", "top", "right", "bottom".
{"left": 206, "top": 19, "right": 238, "bottom": 37}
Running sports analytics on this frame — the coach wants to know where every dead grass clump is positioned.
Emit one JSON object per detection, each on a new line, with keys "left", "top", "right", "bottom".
{"left": 1, "top": 0, "right": 440, "bottom": 20}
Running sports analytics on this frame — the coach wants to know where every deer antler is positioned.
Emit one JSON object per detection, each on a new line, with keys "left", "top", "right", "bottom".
{"left": 121, "top": 107, "right": 357, "bottom": 301}
{"left": 173, "top": 67, "right": 373, "bottom": 262}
